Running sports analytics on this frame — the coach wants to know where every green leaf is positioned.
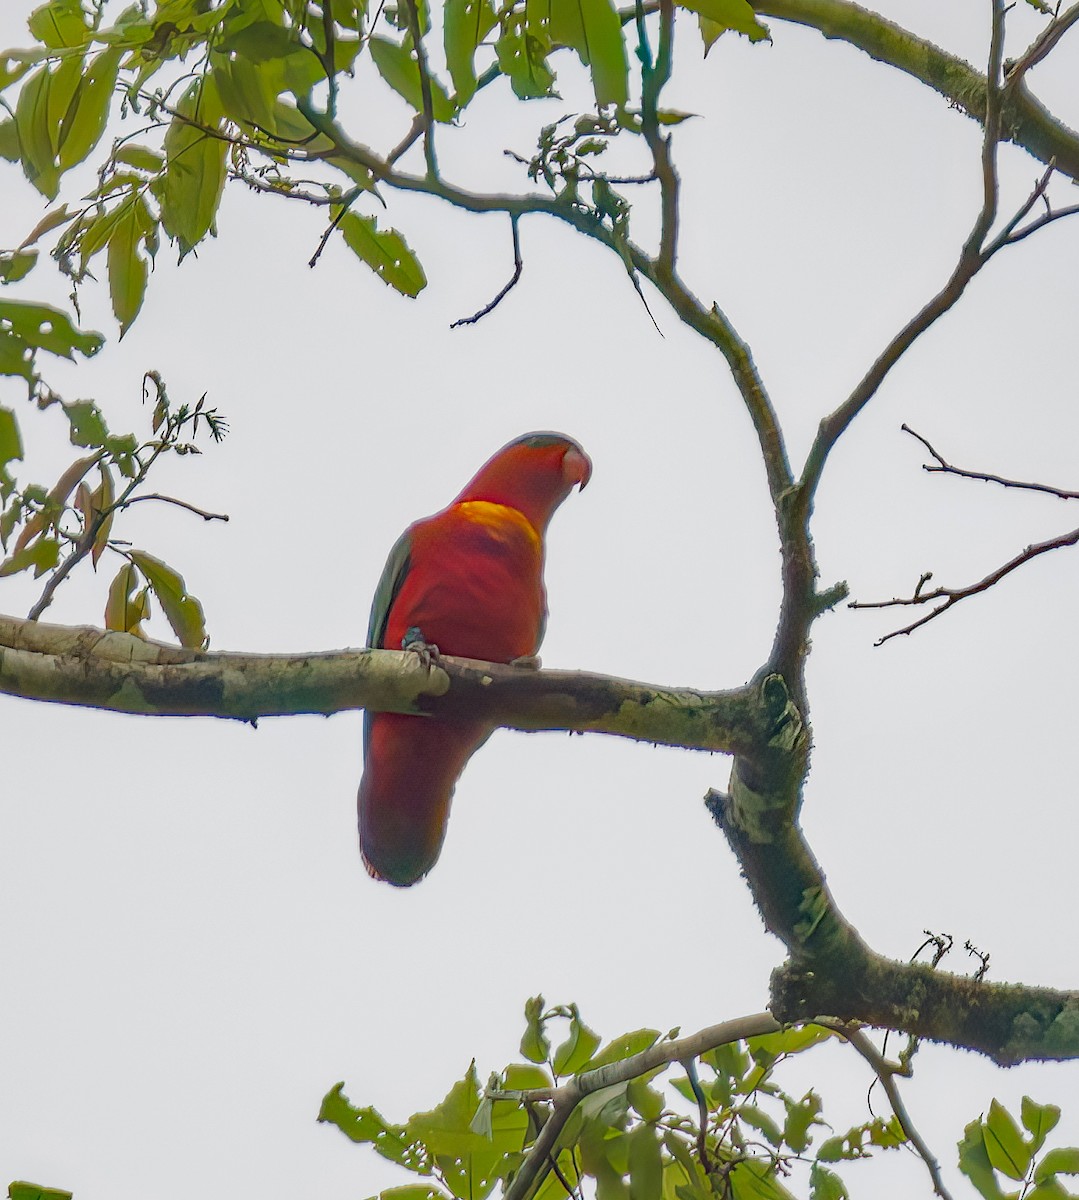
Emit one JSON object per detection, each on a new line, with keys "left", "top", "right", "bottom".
{"left": 1022, "top": 1098, "right": 1061, "bottom": 1153}
{"left": 63, "top": 400, "right": 109, "bottom": 448}
{"left": 502, "top": 1063, "right": 553, "bottom": 1090}
{"left": 8, "top": 1183, "right": 74, "bottom": 1200}
{"left": 14, "top": 63, "right": 61, "bottom": 197}
{"left": 679, "top": 0, "right": 769, "bottom": 48}
{"left": 548, "top": 0, "right": 627, "bottom": 106}
{"left": 212, "top": 53, "right": 279, "bottom": 130}
{"left": 0, "top": 300, "right": 103, "bottom": 366}
{"left": 129, "top": 550, "right": 208, "bottom": 649}
{"left": 626, "top": 1078, "right": 664, "bottom": 1122}
{"left": 114, "top": 143, "right": 165, "bottom": 172}
{"left": 376, "top": 1188, "right": 448, "bottom": 1200}
{"left": 58, "top": 46, "right": 123, "bottom": 170}
{"left": 0, "top": 249, "right": 38, "bottom": 284}
{"left": 628, "top": 1123, "right": 662, "bottom": 1200}
{"left": 749, "top": 1026, "right": 832, "bottom": 1062}
{"left": 959, "top": 1117, "right": 1009, "bottom": 1200}
{"left": 317, "top": 1083, "right": 426, "bottom": 1170}
{"left": 985, "top": 1100, "right": 1032, "bottom": 1181}
{"left": 520, "top": 995, "right": 550, "bottom": 1064}
{"left": 738, "top": 1104, "right": 783, "bottom": 1148}
{"left": 494, "top": 14, "right": 556, "bottom": 99}
{"left": 783, "top": 1091, "right": 823, "bottom": 1152}
{"left": 105, "top": 562, "right": 145, "bottom": 635}
{"left": 107, "top": 195, "right": 153, "bottom": 335}
{"left": 0, "top": 407, "right": 23, "bottom": 500}
{"left": 1026, "top": 1180, "right": 1071, "bottom": 1200}
{"left": 591, "top": 1029, "right": 660, "bottom": 1069}
{"left": 0, "top": 534, "right": 60, "bottom": 578}
{"left": 157, "top": 77, "right": 228, "bottom": 258}
{"left": 369, "top": 35, "right": 456, "bottom": 121}
{"left": 1036, "top": 1147, "right": 1079, "bottom": 1182}
{"left": 28, "top": 0, "right": 91, "bottom": 47}
{"left": 808, "top": 1162, "right": 848, "bottom": 1200}
{"left": 552, "top": 1009, "right": 602, "bottom": 1075}
{"left": 444, "top": 0, "right": 497, "bottom": 103}
{"left": 339, "top": 212, "right": 427, "bottom": 297}
{"left": 0, "top": 118, "right": 18, "bottom": 161}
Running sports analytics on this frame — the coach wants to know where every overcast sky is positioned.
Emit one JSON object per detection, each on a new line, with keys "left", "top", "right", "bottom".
{"left": 2, "top": 1, "right": 1078, "bottom": 1197}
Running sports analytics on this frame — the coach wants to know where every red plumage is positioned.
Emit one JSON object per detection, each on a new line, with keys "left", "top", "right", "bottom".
{"left": 359, "top": 433, "right": 591, "bottom": 886}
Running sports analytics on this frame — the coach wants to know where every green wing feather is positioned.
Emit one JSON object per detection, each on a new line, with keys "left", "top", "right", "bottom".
{"left": 367, "top": 528, "right": 413, "bottom": 650}
{"left": 364, "top": 527, "right": 413, "bottom": 756}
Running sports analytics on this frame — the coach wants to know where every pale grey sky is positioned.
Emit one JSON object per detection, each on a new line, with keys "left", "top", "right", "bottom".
{"left": 2, "top": 2, "right": 1078, "bottom": 1197}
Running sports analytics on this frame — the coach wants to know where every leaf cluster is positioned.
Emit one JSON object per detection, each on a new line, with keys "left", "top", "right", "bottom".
{"left": 0, "top": 0, "right": 766, "bottom": 326}
{"left": 1, "top": 370, "right": 225, "bottom": 646}
{"left": 318, "top": 999, "right": 911, "bottom": 1200}
{"left": 960, "top": 1097, "right": 1079, "bottom": 1200}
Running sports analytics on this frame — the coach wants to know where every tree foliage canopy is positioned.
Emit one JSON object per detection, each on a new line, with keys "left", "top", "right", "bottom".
{"left": 2, "top": 0, "right": 1079, "bottom": 1196}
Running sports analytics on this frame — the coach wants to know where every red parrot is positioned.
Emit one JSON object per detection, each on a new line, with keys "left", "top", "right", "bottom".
{"left": 358, "top": 432, "right": 592, "bottom": 886}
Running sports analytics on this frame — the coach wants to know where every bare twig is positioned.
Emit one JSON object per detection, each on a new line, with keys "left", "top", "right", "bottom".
{"left": 800, "top": 0, "right": 1007, "bottom": 501}
{"left": 124, "top": 493, "right": 230, "bottom": 521}
{"left": 850, "top": 524, "right": 1079, "bottom": 643}
{"left": 820, "top": 1021, "right": 954, "bottom": 1200}
{"left": 1004, "top": 0, "right": 1079, "bottom": 87}
{"left": 308, "top": 186, "right": 363, "bottom": 268}
{"left": 903, "top": 423, "right": 1079, "bottom": 500}
{"left": 450, "top": 216, "right": 523, "bottom": 327}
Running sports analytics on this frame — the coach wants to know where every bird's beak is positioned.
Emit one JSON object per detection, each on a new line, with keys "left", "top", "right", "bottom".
{"left": 563, "top": 446, "right": 592, "bottom": 491}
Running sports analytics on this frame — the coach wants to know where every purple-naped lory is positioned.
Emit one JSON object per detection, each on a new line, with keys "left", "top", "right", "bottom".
{"left": 358, "top": 432, "right": 592, "bottom": 886}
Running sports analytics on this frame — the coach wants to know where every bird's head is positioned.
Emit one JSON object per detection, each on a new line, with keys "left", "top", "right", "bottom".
{"left": 458, "top": 432, "right": 591, "bottom": 531}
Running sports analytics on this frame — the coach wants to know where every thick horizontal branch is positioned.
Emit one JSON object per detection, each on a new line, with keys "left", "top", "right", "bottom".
{"left": 774, "top": 954, "right": 1079, "bottom": 1066}
{"left": 0, "top": 613, "right": 772, "bottom": 755}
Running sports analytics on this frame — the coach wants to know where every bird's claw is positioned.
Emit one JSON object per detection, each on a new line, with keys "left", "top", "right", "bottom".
{"left": 510, "top": 654, "right": 542, "bottom": 670}
{"left": 402, "top": 626, "right": 442, "bottom": 670}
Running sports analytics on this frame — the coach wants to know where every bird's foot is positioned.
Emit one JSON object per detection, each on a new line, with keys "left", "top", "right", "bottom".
{"left": 510, "top": 654, "right": 542, "bottom": 670}
{"left": 402, "top": 626, "right": 442, "bottom": 670}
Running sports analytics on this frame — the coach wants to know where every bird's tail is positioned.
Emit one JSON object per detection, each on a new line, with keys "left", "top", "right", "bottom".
{"left": 358, "top": 712, "right": 492, "bottom": 886}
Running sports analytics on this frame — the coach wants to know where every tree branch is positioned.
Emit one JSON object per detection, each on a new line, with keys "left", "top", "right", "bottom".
{"left": 849, "top": 523, "right": 1079, "bottom": 644}
{"left": 0, "top": 612, "right": 779, "bottom": 753}
{"left": 772, "top": 955, "right": 1079, "bottom": 1066}
{"left": 819, "top": 1021, "right": 953, "bottom": 1200}
{"left": 756, "top": 0, "right": 1079, "bottom": 181}
{"left": 902, "top": 423, "right": 1079, "bottom": 500}
{"left": 498, "top": 1013, "right": 780, "bottom": 1200}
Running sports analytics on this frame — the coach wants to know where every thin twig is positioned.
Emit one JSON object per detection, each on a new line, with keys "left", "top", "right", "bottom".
{"left": 819, "top": 1021, "right": 954, "bottom": 1200}
{"left": 800, "top": 0, "right": 1007, "bottom": 501}
{"left": 902, "top": 423, "right": 1079, "bottom": 500}
{"left": 1004, "top": 0, "right": 1079, "bottom": 86}
{"left": 850, "top": 523, "right": 1079, "bottom": 643}
{"left": 450, "top": 216, "right": 523, "bottom": 327}
{"left": 308, "top": 186, "right": 363, "bottom": 268}
{"left": 124, "top": 494, "right": 230, "bottom": 521}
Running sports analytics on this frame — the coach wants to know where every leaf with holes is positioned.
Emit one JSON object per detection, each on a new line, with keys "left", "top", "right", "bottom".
{"left": 339, "top": 213, "right": 426, "bottom": 298}
{"left": 444, "top": 0, "right": 497, "bottom": 104}
{"left": 0, "top": 300, "right": 103, "bottom": 362}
